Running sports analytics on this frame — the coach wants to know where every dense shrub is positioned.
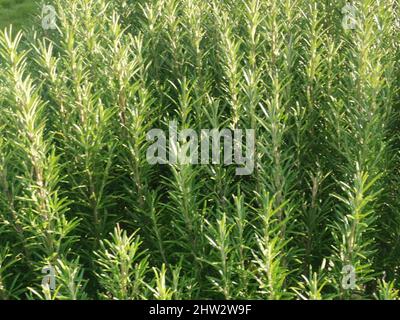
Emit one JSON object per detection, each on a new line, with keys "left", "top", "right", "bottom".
{"left": 0, "top": 0, "right": 399, "bottom": 299}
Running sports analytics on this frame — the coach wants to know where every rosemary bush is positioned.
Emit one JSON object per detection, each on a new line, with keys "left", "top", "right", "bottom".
{"left": 0, "top": 0, "right": 399, "bottom": 300}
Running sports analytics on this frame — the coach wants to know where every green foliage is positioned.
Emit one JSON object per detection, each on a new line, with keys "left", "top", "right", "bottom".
{"left": 0, "top": 0, "right": 399, "bottom": 300}
{"left": 0, "top": 0, "right": 37, "bottom": 30}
